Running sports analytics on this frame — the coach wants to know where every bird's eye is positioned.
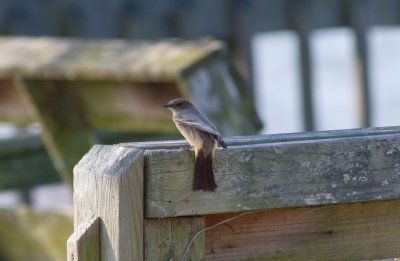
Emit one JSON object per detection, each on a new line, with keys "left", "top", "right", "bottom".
{"left": 176, "top": 102, "right": 181, "bottom": 107}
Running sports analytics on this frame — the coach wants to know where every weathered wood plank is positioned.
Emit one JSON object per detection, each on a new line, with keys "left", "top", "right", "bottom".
{"left": 0, "top": 37, "right": 222, "bottom": 82}
{"left": 205, "top": 200, "right": 400, "bottom": 260}
{"left": 73, "top": 145, "right": 144, "bottom": 261}
{"left": 67, "top": 216, "right": 99, "bottom": 261}
{"left": 144, "top": 217, "right": 204, "bottom": 261}
{"left": 142, "top": 127, "right": 400, "bottom": 218}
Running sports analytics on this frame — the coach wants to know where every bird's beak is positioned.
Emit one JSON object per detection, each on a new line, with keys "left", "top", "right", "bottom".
{"left": 164, "top": 104, "right": 172, "bottom": 108}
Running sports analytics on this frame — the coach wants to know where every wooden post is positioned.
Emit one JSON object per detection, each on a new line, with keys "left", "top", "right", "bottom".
{"left": 67, "top": 216, "right": 100, "bottom": 261}
{"left": 350, "top": 0, "right": 372, "bottom": 127}
{"left": 15, "top": 78, "right": 93, "bottom": 185}
{"left": 73, "top": 145, "right": 144, "bottom": 261}
{"left": 292, "top": 0, "right": 315, "bottom": 131}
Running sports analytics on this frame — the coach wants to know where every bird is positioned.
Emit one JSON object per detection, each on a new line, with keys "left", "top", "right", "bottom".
{"left": 164, "top": 98, "right": 227, "bottom": 192}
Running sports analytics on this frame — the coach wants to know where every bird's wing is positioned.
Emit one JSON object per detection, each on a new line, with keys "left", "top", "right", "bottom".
{"left": 174, "top": 112, "right": 228, "bottom": 148}
{"left": 174, "top": 113, "right": 221, "bottom": 137}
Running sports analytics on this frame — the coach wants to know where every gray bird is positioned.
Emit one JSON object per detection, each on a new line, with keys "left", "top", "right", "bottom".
{"left": 164, "top": 98, "right": 227, "bottom": 191}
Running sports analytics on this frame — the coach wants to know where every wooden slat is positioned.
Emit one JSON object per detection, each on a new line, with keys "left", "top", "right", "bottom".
{"left": 293, "top": 0, "right": 314, "bottom": 131}
{"left": 67, "top": 216, "right": 99, "bottom": 261}
{"left": 144, "top": 217, "right": 204, "bottom": 261}
{"left": 205, "top": 200, "right": 400, "bottom": 260}
{"left": 350, "top": 0, "right": 373, "bottom": 127}
{"left": 141, "top": 127, "right": 400, "bottom": 218}
{"left": 73, "top": 145, "right": 144, "bottom": 261}
{"left": 127, "top": 126, "right": 400, "bottom": 150}
{"left": 0, "top": 37, "right": 223, "bottom": 82}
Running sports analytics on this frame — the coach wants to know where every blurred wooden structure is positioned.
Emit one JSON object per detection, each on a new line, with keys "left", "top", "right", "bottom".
{"left": 0, "top": 37, "right": 261, "bottom": 187}
{"left": 1, "top": 0, "right": 399, "bottom": 130}
{"left": 0, "top": 133, "right": 59, "bottom": 192}
{"left": 69, "top": 126, "right": 400, "bottom": 260}
{"left": 0, "top": 208, "right": 72, "bottom": 261}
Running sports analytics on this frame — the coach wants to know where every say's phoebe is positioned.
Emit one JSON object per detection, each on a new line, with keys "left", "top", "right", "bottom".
{"left": 164, "top": 98, "right": 227, "bottom": 192}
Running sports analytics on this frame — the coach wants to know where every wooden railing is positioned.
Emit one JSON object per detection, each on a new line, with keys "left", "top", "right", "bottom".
{"left": 67, "top": 126, "right": 400, "bottom": 260}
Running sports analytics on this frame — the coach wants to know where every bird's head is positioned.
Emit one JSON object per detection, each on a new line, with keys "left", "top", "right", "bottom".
{"left": 164, "top": 98, "right": 194, "bottom": 113}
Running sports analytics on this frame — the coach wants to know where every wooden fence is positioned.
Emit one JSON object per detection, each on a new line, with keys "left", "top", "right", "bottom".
{"left": 68, "top": 126, "right": 400, "bottom": 260}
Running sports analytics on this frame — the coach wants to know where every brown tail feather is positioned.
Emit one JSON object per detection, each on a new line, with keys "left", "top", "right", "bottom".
{"left": 193, "top": 151, "right": 217, "bottom": 192}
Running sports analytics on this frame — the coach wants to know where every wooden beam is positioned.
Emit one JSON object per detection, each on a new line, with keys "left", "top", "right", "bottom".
{"left": 137, "top": 126, "right": 400, "bottom": 218}
{"left": 144, "top": 217, "right": 205, "bottom": 260}
{"left": 67, "top": 216, "right": 100, "bottom": 261}
{"left": 205, "top": 200, "right": 400, "bottom": 260}
{"left": 73, "top": 145, "right": 144, "bottom": 261}
{"left": 292, "top": 0, "right": 314, "bottom": 131}
{"left": 0, "top": 37, "right": 223, "bottom": 82}
{"left": 15, "top": 78, "right": 93, "bottom": 185}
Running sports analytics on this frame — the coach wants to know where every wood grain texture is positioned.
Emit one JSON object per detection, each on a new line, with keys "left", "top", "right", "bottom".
{"left": 74, "top": 145, "right": 144, "bottom": 261}
{"left": 205, "top": 200, "right": 400, "bottom": 260}
{"left": 67, "top": 216, "right": 99, "bottom": 261}
{"left": 143, "top": 127, "right": 400, "bottom": 218}
{"left": 144, "top": 217, "right": 204, "bottom": 261}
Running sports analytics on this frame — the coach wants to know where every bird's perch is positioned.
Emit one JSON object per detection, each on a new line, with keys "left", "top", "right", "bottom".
{"left": 68, "top": 126, "right": 400, "bottom": 260}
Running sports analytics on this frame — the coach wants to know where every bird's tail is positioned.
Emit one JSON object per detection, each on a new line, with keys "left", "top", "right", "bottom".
{"left": 212, "top": 135, "right": 227, "bottom": 149}
{"left": 193, "top": 150, "right": 217, "bottom": 192}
